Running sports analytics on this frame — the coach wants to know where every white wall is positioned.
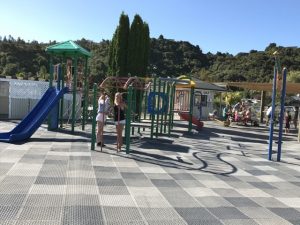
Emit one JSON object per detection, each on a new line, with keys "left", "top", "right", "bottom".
{"left": 0, "top": 78, "right": 81, "bottom": 120}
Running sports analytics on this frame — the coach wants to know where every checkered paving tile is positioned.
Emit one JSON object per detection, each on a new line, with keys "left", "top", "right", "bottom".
{"left": 0, "top": 120, "right": 300, "bottom": 224}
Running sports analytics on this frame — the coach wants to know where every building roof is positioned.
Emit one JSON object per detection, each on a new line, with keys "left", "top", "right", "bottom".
{"left": 45, "top": 40, "right": 91, "bottom": 57}
{"left": 194, "top": 79, "right": 227, "bottom": 92}
{"left": 175, "top": 76, "right": 227, "bottom": 92}
{"left": 227, "top": 82, "right": 300, "bottom": 94}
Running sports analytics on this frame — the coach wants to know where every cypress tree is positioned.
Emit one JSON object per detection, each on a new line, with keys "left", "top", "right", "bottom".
{"left": 142, "top": 22, "right": 150, "bottom": 77}
{"left": 115, "top": 13, "right": 130, "bottom": 76}
{"left": 108, "top": 13, "right": 150, "bottom": 78}
{"left": 108, "top": 12, "right": 130, "bottom": 77}
{"left": 108, "top": 29, "right": 118, "bottom": 76}
{"left": 127, "top": 14, "right": 144, "bottom": 77}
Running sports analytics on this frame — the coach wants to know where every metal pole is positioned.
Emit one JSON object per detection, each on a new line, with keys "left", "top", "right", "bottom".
{"left": 91, "top": 83, "right": 97, "bottom": 150}
{"left": 164, "top": 83, "right": 170, "bottom": 133}
{"left": 82, "top": 57, "right": 88, "bottom": 130}
{"left": 298, "top": 111, "right": 300, "bottom": 142}
{"left": 189, "top": 86, "right": 195, "bottom": 133}
{"left": 160, "top": 82, "right": 166, "bottom": 134}
{"left": 143, "top": 89, "right": 147, "bottom": 131}
{"left": 150, "top": 77, "right": 157, "bottom": 139}
{"left": 125, "top": 85, "right": 133, "bottom": 154}
{"left": 156, "top": 78, "right": 161, "bottom": 138}
{"left": 131, "top": 88, "right": 136, "bottom": 135}
{"left": 277, "top": 68, "right": 287, "bottom": 162}
{"left": 47, "top": 56, "right": 54, "bottom": 130}
{"left": 60, "top": 57, "right": 65, "bottom": 128}
{"left": 268, "top": 67, "right": 277, "bottom": 160}
{"left": 219, "top": 92, "right": 222, "bottom": 118}
{"left": 71, "top": 56, "right": 78, "bottom": 133}
{"left": 49, "top": 55, "right": 53, "bottom": 88}
{"left": 143, "top": 88, "right": 147, "bottom": 120}
{"left": 260, "top": 91, "right": 266, "bottom": 123}
{"left": 168, "top": 84, "right": 173, "bottom": 136}
{"left": 56, "top": 64, "right": 61, "bottom": 128}
{"left": 138, "top": 90, "right": 143, "bottom": 134}
{"left": 171, "top": 85, "right": 176, "bottom": 129}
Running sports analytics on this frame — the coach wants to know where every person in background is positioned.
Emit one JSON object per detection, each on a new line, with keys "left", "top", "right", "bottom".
{"left": 104, "top": 92, "right": 112, "bottom": 118}
{"left": 96, "top": 92, "right": 109, "bottom": 147}
{"left": 294, "top": 106, "right": 299, "bottom": 129}
{"left": 285, "top": 110, "right": 292, "bottom": 134}
{"left": 233, "top": 101, "right": 242, "bottom": 112}
{"left": 114, "top": 92, "right": 126, "bottom": 152}
{"left": 222, "top": 104, "right": 232, "bottom": 122}
{"left": 244, "top": 107, "right": 252, "bottom": 126}
{"left": 266, "top": 105, "right": 273, "bottom": 126}
{"left": 208, "top": 110, "right": 218, "bottom": 120}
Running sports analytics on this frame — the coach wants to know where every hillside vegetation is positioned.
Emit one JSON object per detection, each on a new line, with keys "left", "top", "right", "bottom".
{"left": 0, "top": 35, "right": 300, "bottom": 84}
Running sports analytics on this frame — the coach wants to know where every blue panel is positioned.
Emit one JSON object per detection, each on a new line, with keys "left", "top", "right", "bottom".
{"left": 147, "top": 92, "right": 169, "bottom": 115}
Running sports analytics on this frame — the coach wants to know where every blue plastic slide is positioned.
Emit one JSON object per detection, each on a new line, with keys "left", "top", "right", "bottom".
{"left": 0, "top": 87, "right": 68, "bottom": 143}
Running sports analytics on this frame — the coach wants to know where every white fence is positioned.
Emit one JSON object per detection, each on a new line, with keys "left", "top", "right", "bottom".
{"left": 0, "top": 78, "right": 81, "bottom": 120}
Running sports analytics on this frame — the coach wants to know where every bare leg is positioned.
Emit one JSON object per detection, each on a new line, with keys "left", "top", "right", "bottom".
{"left": 119, "top": 125, "right": 124, "bottom": 148}
{"left": 116, "top": 124, "right": 124, "bottom": 151}
{"left": 97, "top": 122, "right": 104, "bottom": 144}
{"left": 116, "top": 125, "right": 120, "bottom": 151}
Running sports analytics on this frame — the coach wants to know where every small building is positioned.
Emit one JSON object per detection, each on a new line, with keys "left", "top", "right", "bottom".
{"left": 173, "top": 76, "right": 227, "bottom": 119}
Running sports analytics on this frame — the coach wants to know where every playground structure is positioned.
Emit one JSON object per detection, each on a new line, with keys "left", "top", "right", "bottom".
{"left": 174, "top": 75, "right": 207, "bottom": 130}
{"left": 90, "top": 75, "right": 205, "bottom": 153}
{"left": 45, "top": 40, "right": 91, "bottom": 132}
{"left": 0, "top": 41, "right": 91, "bottom": 143}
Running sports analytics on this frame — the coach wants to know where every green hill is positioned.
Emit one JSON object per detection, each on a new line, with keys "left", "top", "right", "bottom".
{"left": 1, "top": 35, "right": 299, "bottom": 84}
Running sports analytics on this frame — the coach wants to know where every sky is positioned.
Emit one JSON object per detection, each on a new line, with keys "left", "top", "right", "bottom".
{"left": 0, "top": 0, "right": 300, "bottom": 55}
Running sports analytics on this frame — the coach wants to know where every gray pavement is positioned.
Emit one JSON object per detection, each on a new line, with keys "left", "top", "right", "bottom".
{"left": 0, "top": 120, "right": 300, "bottom": 225}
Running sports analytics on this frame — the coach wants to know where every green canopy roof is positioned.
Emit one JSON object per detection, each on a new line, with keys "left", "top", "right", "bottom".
{"left": 45, "top": 40, "right": 91, "bottom": 57}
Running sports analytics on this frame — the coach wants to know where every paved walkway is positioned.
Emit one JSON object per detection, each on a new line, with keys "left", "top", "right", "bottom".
{"left": 0, "top": 120, "right": 300, "bottom": 225}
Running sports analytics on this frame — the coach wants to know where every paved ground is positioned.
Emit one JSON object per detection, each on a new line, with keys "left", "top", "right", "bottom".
{"left": 0, "top": 120, "right": 300, "bottom": 225}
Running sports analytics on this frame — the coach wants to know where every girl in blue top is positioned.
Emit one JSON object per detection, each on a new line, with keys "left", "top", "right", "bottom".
{"left": 96, "top": 92, "right": 110, "bottom": 146}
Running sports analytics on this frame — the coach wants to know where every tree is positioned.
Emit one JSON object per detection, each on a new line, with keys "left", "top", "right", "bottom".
{"left": 39, "top": 65, "right": 48, "bottom": 79}
{"left": 142, "top": 23, "right": 150, "bottom": 76}
{"left": 287, "top": 70, "right": 300, "bottom": 83}
{"left": 108, "top": 13, "right": 130, "bottom": 77}
{"left": 108, "top": 30, "right": 117, "bottom": 76}
{"left": 108, "top": 13, "right": 150, "bottom": 78}
{"left": 115, "top": 13, "right": 130, "bottom": 76}
{"left": 3, "top": 63, "right": 18, "bottom": 76}
{"left": 127, "top": 14, "right": 150, "bottom": 77}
